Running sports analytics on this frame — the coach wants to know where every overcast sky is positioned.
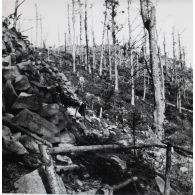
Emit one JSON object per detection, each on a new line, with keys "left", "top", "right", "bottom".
{"left": 2, "top": 0, "right": 193, "bottom": 66}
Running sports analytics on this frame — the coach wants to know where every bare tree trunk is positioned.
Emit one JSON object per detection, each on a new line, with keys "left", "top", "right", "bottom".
{"left": 142, "top": 29, "right": 147, "bottom": 101}
{"left": 35, "top": 3, "right": 38, "bottom": 47}
{"left": 67, "top": 3, "right": 71, "bottom": 47}
{"left": 163, "top": 33, "right": 167, "bottom": 77}
{"left": 140, "top": 0, "right": 165, "bottom": 140}
{"left": 114, "top": 46, "right": 119, "bottom": 92}
{"left": 92, "top": 41, "right": 96, "bottom": 70}
{"left": 99, "top": 3, "right": 108, "bottom": 76}
{"left": 13, "top": 0, "right": 19, "bottom": 29}
{"left": 107, "top": 28, "right": 112, "bottom": 80}
{"left": 178, "top": 88, "right": 182, "bottom": 113}
{"left": 119, "top": 47, "right": 122, "bottom": 67}
{"left": 172, "top": 28, "right": 176, "bottom": 81}
{"left": 91, "top": 3, "right": 96, "bottom": 71}
{"left": 142, "top": 69, "right": 146, "bottom": 100}
{"left": 72, "top": 0, "right": 76, "bottom": 73}
{"left": 84, "top": 0, "right": 90, "bottom": 73}
{"left": 127, "top": 0, "right": 132, "bottom": 70}
{"left": 136, "top": 53, "right": 139, "bottom": 78}
{"left": 164, "top": 144, "right": 172, "bottom": 195}
{"left": 64, "top": 33, "right": 66, "bottom": 56}
{"left": 131, "top": 52, "right": 135, "bottom": 105}
{"left": 79, "top": 0, "right": 83, "bottom": 69}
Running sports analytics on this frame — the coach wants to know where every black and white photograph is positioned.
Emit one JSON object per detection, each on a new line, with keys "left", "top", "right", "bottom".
{"left": 2, "top": 0, "right": 193, "bottom": 194}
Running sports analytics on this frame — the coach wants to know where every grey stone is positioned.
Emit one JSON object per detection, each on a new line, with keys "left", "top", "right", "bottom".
{"left": 12, "top": 92, "right": 41, "bottom": 111}
{"left": 19, "top": 135, "right": 40, "bottom": 153}
{"left": 14, "top": 169, "right": 47, "bottom": 194}
{"left": 14, "top": 75, "right": 31, "bottom": 91}
{"left": 13, "top": 109, "right": 59, "bottom": 137}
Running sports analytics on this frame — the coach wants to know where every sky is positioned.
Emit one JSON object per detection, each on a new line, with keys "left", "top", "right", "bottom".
{"left": 2, "top": 0, "right": 193, "bottom": 66}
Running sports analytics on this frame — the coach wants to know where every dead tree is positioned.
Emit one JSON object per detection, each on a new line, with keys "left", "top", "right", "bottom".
{"left": 142, "top": 29, "right": 147, "bottom": 101}
{"left": 164, "top": 144, "right": 172, "bottom": 195}
{"left": 177, "top": 33, "right": 182, "bottom": 113}
{"left": 107, "top": 27, "right": 112, "bottom": 80}
{"left": 78, "top": 0, "right": 83, "bottom": 67}
{"left": 107, "top": 0, "right": 119, "bottom": 92}
{"left": 140, "top": 0, "right": 165, "bottom": 140}
{"left": 91, "top": 3, "right": 96, "bottom": 71}
{"left": 99, "top": 0, "right": 108, "bottom": 76}
{"left": 40, "top": 16, "right": 43, "bottom": 48}
{"left": 172, "top": 27, "right": 176, "bottom": 81}
{"left": 67, "top": 3, "right": 72, "bottom": 47}
{"left": 72, "top": 0, "right": 76, "bottom": 73}
{"left": 84, "top": 0, "right": 91, "bottom": 74}
{"left": 131, "top": 52, "right": 135, "bottom": 106}
{"left": 163, "top": 33, "right": 167, "bottom": 76}
{"left": 13, "top": 0, "right": 26, "bottom": 29}
{"left": 35, "top": 3, "right": 38, "bottom": 47}
{"left": 127, "top": 0, "right": 132, "bottom": 69}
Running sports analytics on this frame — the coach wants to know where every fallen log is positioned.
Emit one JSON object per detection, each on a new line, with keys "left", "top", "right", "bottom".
{"left": 39, "top": 145, "right": 67, "bottom": 194}
{"left": 49, "top": 144, "right": 167, "bottom": 154}
{"left": 3, "top": 119, "right": 52, "bottom": 147}
{"left": 55, "top": 164, "right": 79, "bottom": 173}
{"left": 166, "top": 102, "right": 193, "bottom": 113}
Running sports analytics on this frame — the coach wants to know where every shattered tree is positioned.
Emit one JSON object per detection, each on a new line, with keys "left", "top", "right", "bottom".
{"left": 140, "top": 0, "right": 165, "bottom": 139}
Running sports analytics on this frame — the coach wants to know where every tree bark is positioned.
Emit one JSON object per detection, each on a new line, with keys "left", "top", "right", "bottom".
{"left": 84, "top": 0, "right": 90, "bottom": 74}
{"left": 107, "top": 28, "right": 112, "bottom": 80}
{"left": 99, "top": 3, "right": 108, "bottom": 76}
{"left": 164, "top": 144, "right": 172, "bottom": 195}
{"left": 114, "top": 46, "right": 119, "bottom": 92}
{"left": 131, "top": 52, "right": 135, "bottom": 106}
{"left": 39, "top": 145, "right": 66, "bottom": 194}
{"left": 91, "top": 4, "right": 96, "bottom": 71}
{"left": 79, "top": 0, "right": 83, "bottom": 67}
{"left": 67, "top": 3, "right": 71, "bottom": 47}
{"left": 49, "top": 143, "right": 167, "bottom": 154}
{"left": 178, "top": 88, "right": 182, "bottom": 113}
{"left": 140, "top": 0, "right": 165, "bottom": 140}
{"left": 142, "top": 68, "right": 146, "bottom": 100}
{"left": 72, "top": 0, "right": 76, "bottom": 73}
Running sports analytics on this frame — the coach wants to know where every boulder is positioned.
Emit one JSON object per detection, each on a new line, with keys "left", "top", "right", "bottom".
{"left": 2, "top": 55, "right": 11, "bottom": 66}
{"left": 2, "top": 125, "right": 12, "bottom": 137}
{"left": 12, "top": 92, "right": 42, "bottom": 111}
{"left": 13, "top": 109, "right": 59, "bottom": 137}
{"left": 3, "top": 133, "right": 28, "bottom": 156}
{"left": 3, "top": 80, "right": 18, "bottom": 110}
{"left": 14, "top": 169, "right": 47, "bottom": 194}
{"left": 16, "top": 61, "right": 32, "bottom": 71}
{"left": 59, "top": 131, "right": 76, "bottom": 145}
{"left": 2, "top": 66, "right": 21, "bottom": 81}
{"left": 13, "top": 75, "right": 31, "bottom": 91}
{"left": 155, "top": 176, "right": 178, "bottom": 195}
{"left": 39, "top": 103, "right": 60, "bottom": 118}
{"left": 19, "top": 135, "right": 40, "bottom": 153}
{"left": 2, "top": 113, "right": 15, "bottom": 122}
